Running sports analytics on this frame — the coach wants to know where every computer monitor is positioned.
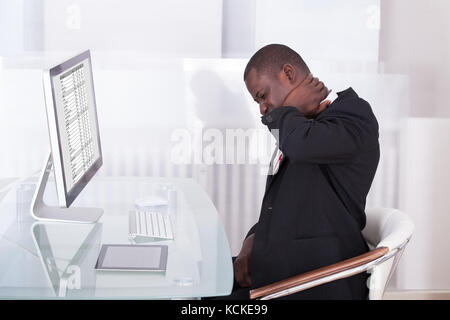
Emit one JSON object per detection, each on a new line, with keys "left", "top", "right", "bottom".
{"left": 31, "top": 50, "right": 103, "bottom": 223}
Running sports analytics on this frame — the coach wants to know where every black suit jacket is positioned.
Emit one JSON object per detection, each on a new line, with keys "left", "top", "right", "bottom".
{"left": 246, "top": 87, "right": 380, "bottom": 299}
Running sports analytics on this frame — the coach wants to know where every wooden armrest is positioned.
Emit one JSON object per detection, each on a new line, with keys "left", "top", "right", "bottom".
{"left": 250, "top": 246, "right": 389, "bottom": 300}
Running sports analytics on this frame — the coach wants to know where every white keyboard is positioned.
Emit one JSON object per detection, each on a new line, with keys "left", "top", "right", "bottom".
{"left": 129, "top": 210, "right": 174, "bottom": 240}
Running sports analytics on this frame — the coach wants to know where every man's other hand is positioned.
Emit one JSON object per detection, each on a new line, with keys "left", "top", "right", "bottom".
{"left": 282, "top": 73, "right": 331, "bottom": 118}
{"left": 234, "top": 233, "right": 255, "bottom": 288}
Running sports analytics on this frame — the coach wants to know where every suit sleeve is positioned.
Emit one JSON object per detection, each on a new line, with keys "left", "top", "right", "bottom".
{"left": 263, "top": 101, "right": 378, "bottom": 164}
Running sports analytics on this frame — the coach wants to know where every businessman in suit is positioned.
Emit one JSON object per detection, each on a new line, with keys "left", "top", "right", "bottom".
{"left": 228, "top": 44, "right": 380, "bottom": 300}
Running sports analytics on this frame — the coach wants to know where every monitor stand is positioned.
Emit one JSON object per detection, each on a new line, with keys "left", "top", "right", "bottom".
{"left": 30, "top": 153, "right": 103, "bottom": 223}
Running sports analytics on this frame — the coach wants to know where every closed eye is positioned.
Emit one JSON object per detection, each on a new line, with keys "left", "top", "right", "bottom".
{"left": 256, "top": 92, "right": 265, "bottom": 101}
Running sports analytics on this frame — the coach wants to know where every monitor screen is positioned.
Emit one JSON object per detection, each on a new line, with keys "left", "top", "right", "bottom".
{"left": 44, "top": 50, "right": 102, "bottom": 207}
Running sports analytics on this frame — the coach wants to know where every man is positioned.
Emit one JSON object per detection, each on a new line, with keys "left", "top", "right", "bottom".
{"left": 230, "top": 44, "right": 380, "bottom": 299}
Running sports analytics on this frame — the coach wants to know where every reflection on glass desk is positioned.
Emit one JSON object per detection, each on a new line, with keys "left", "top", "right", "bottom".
{"left": 0, "top": 176, "right": 233, "bottom": 299}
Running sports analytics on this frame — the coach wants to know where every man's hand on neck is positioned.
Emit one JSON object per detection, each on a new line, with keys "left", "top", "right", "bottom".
{"left": 281, "top": 73, "right": 331, "bottom": 118}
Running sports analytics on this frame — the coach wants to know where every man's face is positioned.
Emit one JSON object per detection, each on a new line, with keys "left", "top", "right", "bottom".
{"left": 245, "top": 68, "right": 292, "bottom": 116}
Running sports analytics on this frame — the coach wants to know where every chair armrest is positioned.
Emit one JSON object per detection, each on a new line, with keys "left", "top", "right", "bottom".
{"left": 250, "top": 246, "right": 389, "bottom": 300}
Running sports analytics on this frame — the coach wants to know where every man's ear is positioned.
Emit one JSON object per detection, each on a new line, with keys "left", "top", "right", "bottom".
{"left": 282, "top": 64, "right": 296, "bottom": 83}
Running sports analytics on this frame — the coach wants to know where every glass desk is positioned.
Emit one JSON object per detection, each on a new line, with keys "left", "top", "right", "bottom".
{"left": 0, "top": 176, "right": 233, "bottom": 299}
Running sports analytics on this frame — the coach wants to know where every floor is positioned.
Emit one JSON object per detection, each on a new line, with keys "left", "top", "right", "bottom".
{"left": 383, "top": 290, "right": 450, "bottom": 300}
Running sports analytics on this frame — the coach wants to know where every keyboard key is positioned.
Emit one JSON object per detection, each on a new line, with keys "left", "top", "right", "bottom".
{"left": 147, "top": 212, "right": 153, "bottom": 235}
{"left": 163, "top": 216, "right": 172, "bottom": 238}
{"left": 137, "top": 211, "right": 142, "bottom": 234}
{"left": 151, "top": 212, "right": 158, "bottom": 237}
{"left": 157, "top": 213, "right": 164, "bottom": 237}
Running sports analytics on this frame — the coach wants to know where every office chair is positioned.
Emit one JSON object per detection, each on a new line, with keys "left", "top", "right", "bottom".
{"left": 250, "top": 207, "right": 414, "bottom": 300}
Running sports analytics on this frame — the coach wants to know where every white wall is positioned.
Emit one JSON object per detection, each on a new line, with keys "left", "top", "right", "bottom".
{"left": 254, "top": 0, "right": 380, "bottom": 63}
{"left": 0, "top": 1, "right": 24, "bottom": 54}
{"left": 397, "top": 118, "right": 450, "bottom": 290}
{"left": 42, "top": 0, "right": 222, "bottom": 57}
{"left": 379, "top": 0, "right": 450, "bottom": 117}
{"left": 378, "top": 0, "right": 450, "bottom": 291}
{"left": 221, "top": 0, "right": 256, "bottom": 58}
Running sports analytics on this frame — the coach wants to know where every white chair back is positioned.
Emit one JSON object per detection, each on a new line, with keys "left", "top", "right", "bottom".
{"left": 362, "top": 208, "right": 414, "bottom": 299}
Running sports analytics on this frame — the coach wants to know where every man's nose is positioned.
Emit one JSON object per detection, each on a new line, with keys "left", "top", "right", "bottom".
{"left": 259, "top": 103, "right": 268, "bottom": 115}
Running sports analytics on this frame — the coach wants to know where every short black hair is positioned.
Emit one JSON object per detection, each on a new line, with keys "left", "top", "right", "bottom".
{"left": 243, "top": 44, "right": 310, "bottom": 80}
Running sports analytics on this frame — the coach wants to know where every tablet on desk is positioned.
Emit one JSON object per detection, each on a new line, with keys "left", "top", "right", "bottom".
{"left": 95, "top": 244, "right": 168, "bottom": 272}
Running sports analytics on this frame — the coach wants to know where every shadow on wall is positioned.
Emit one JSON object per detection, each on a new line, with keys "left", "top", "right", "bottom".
{"left": 187, "top": 69, "right": 268, "bottom": 255}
